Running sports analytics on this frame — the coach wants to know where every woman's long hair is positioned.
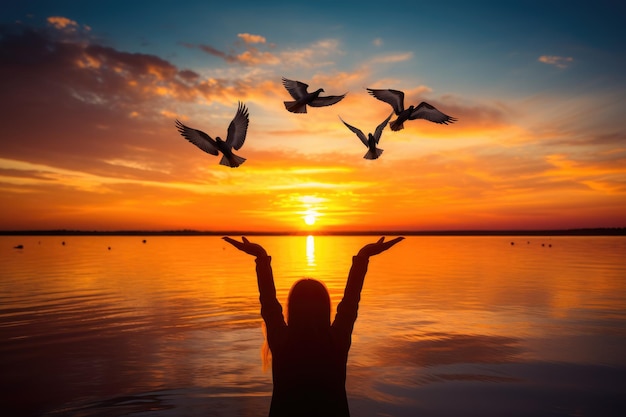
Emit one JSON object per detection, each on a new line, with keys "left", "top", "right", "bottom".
{"left": 262, "top": 278, "right": 331, "bottom": 370}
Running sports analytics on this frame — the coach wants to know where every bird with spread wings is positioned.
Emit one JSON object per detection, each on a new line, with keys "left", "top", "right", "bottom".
{"left": 175, "top": 102, "right": 250, "bottom": 168}
{"left": 282, "top": 77, "right": 347, "bottom": 113}
{"left": 339, "top": 112, "right": 393, "bottom": 160}
{"left": 367, "top": 88, "right": 457, "bottom": 131}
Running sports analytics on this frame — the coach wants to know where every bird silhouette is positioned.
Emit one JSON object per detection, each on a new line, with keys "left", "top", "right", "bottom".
{"left": 366, "top": 88, "right": 457, "bottom": 131}
{"left": 339, "top": 112, "right": 393, "bottom": 159}
{"left": 282, "top": 77, "right": 347, "bottom": 113}
{"left": 176, "top": 102, "right": 250, "bottom": 168}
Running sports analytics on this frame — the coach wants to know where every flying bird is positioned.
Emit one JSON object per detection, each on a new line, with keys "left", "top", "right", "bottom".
{"left": 366, "top": 88, "right": 457, "bottom": 131}
{"left": 282, "top": 77, "right": 347, "bottom": 113}
{"left": 339, "top": 112, "right": 393, "bottom": 160}
{"left": 175, "top": 102, "right": 250, "bottom": 168}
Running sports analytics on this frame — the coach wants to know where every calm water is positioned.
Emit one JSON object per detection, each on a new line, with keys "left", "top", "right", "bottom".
{"left": 1, "top": 235, "right": 625, "bottom": 417}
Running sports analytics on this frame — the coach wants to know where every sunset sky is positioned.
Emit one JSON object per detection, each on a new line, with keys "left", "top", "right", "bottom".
{"left": 1, "top": 1, "right": 625, "bottom": 232}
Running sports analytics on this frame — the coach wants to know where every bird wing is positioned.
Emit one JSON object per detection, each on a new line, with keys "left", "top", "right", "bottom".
{"left": 309, "top": 93, "right": 347, "bottom": 107}
{"left": 366, "top": 88, "right": 405, "bottom": 114}
{"left": 225, "top": 102, "right": 250, "bottom": 150}
{"left": 373, "top": 112, "right": 394, "bottom": 143}
{"left": 175, "top": 120, "right": 219, "bottom": 155}
{"left": 409, "top": 102, "right": 458, "bottom": 124}
{"left": 339, "top": 116, "right": 368, "bottom": 147}
{"left": 282, "top": 77, "right": 309, "bottom": 100}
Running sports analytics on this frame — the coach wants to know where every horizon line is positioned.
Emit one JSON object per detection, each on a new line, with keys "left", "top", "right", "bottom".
{"left": 1, "top": 227, "right": 625, "bottom": 237}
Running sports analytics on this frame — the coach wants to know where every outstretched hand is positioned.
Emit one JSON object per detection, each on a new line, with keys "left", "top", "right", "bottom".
{"left": 222, "top": 236, "right": 268, "bottom": 258}
{"left": 357, "top": 236, "right": 405, "bottom": 258}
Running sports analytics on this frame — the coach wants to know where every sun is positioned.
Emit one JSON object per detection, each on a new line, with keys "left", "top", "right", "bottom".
{"left": 298, "top": 196, "right": 324, "bottom": 228}
{"left": 304, "top": 214, "right": 317, "bottom": 226}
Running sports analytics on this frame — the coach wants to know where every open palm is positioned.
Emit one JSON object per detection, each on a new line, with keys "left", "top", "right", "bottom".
{"left": 357, "top": 236, "right": 404, "bottom": 258}
{"left": 222, "top": 236, "right": 268, "bottom": 258}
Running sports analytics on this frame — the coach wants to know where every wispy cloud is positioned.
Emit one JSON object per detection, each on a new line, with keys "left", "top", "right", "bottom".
{"left": 237, "top": 33, "right": 267, "bottom": 44}
{"left": 370, "top": 52, "right": 413, "bottom": 64}
{"left": 187, "top": 36, "right": 342, "bottom": 69}
{"left": 47, "top": 16, "right": 80, "bottom": 30}
{"left": 538, "top": 55, "right": 574, "bottom": 68}
{"left": 46, "top": 16, "right": 91, "bottom": 35}
{"left": 279, "top": 39, "right": 342, "bottom": 68}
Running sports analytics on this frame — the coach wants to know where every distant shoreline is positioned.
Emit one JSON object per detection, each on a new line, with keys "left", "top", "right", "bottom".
{"left": 1, "top": 228, "right": 625, "bottom": 236}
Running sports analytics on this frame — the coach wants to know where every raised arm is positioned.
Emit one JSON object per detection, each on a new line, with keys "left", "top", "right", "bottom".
{"left": 344, "top": 236, "right": 404, "bottom": 302}
{"left": 333, "top": 237, "right": 405, "bottom": 335}
{"left": 222, "top": 236, "right": 285, "bottom": 326}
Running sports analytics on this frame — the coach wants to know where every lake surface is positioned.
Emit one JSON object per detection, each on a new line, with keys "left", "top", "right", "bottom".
{"left": 1, "top": 235, "right": 625, "bottom": 417}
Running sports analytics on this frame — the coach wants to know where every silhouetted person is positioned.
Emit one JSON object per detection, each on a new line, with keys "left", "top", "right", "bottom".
{"left": 223, "top": 236, "right": 404, "bottom": 417}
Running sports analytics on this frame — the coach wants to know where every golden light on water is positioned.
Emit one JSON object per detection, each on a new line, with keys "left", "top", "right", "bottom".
{"left": 306, "top": 235, "right": 315, "bottom": 266}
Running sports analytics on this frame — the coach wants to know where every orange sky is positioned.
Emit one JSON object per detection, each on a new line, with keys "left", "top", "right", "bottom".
{"left": 1, "top": 11, "right": 625, "bottom": 232}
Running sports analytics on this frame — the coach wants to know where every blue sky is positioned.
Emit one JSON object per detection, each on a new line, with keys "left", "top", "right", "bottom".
{"left": 6, "top": 1, "right": 624, "bottom": 93}
{"left": 5, "top": 0, "right": 624, "bottom": 98}
{"left": 1, "top": 0, "right": 625, "bottom": 231}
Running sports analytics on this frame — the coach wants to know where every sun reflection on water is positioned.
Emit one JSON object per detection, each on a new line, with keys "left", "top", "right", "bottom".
{"left": 306, "top": 235, "right": 315, "bottom": 266}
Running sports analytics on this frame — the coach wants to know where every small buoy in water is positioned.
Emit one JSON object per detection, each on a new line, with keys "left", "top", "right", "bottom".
{"left": 108, "top": 246, "right": 111, "bottom": 250}
{"left": 14, "top": 244, "right": 24, "bottom": 249}
{"left": 142, "top": 239, "right": 147, "bottom": 244}
{"left": 510, "top": 242, "right": 515, "bottom": 245}
{"left": 62, "top": 241, "right": 66, "bottom": 246}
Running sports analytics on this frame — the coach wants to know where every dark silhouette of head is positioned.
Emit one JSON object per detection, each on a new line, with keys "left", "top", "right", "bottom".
{"left": 287, "top": 278, "right": 331, "bottom": 331}
{"left": 261, "top": 278, "right": 332, "bottom": 371}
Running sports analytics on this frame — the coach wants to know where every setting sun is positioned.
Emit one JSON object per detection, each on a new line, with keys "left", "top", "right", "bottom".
{"left": 304, "top": 213, "right": 317, "bottom": 225}
{"left": 300, "top": 195, "right": 323, "bottom": 227}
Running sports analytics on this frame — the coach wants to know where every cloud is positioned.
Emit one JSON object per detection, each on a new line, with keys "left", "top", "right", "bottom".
{"left": 370, "top": 52, "right": 413, "bottom": 64}
{"left": 188, "top": 42, "right": 280, "bottom": 66}
{"left": 46, "top": 16, "right": 91, "bottom": 36}
{"left": 0, "top": 20, "right": 273, "bottom": 113}
{"left": 0, "top": 20, "right": 263, "bottom": 184}
{"left": 237, "top": 33, "right": 266, "bottom": 44}
{"left": 46, "top": 16, "right": 79, "bottom": 30}
{"left": 372, "top": 38, "right": 383, "bottom": 47}
{"left": 189, "top": 36, "right": 342, "bottom": 69}
{"left": 538, "top": 55, "right": 573, "bottom": 68}
{"left": 236, "top": 48, "right": 281, "bottom": 65}
{"left": 279, "top": 39, "right": 341, "bottom": 68}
